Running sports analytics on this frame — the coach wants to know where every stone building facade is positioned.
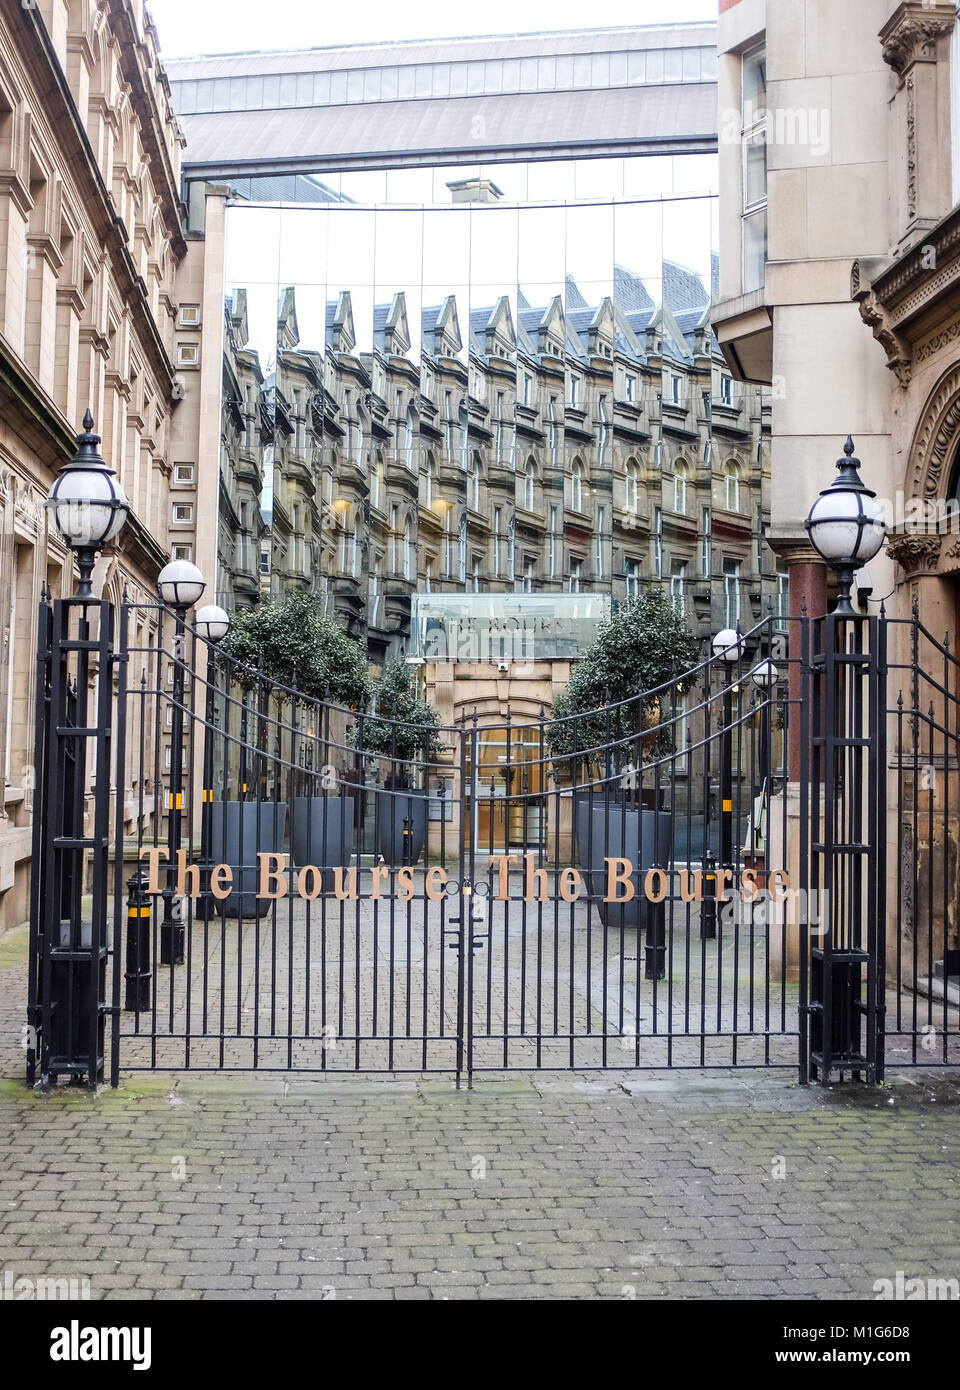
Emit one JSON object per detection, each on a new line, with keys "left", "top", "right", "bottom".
{"left": 714, "top": 0, "right": 960, "bottom": 976}
{"left": 0, "top": 0, "right": 188, "bottom": 930}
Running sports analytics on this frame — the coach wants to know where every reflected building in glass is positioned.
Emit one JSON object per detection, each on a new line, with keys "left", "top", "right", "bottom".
{"left": 169, "top": 25, "right": 771, "bottom": 682}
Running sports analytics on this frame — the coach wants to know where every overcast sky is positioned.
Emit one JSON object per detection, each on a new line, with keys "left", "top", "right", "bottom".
{"left": 147, "top": 0, "right": 717, "bottom": 58}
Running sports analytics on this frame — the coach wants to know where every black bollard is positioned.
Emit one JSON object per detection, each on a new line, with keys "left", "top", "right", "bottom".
{"left": 124, "top": 868, "right": 153, "bottom": 1012}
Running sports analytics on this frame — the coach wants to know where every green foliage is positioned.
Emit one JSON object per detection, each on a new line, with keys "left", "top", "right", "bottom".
{"left": 353, "top": 659, "right": 445, "bottom": 772}
{"left": 223, "top": 590, "right": 370, "bottom": 706}
{"left": 546, "top": 587, "right": 701, "bottom": 763}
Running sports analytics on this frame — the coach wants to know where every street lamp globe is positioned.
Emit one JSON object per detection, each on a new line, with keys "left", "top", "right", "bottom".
{"left": 158, "top": 559, "right": 205, "bottom": 610}
{"left": 805, "top": 437, "right": 886, "bottom": 612}
{"left": 751, "top": 659, "right": 779, "bottom": 690}
{"left": 713, "top": 628, "right": 744, "bottom": 664}
{"left": 46, "top": 411, "right": 129, "bottom": 596}
{"left": 194, "top": 604, "right": 230, "bottom": 645}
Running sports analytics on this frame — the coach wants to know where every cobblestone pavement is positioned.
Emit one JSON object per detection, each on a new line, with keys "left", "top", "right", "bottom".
{"left": 1, "top": 1070, "right": 959, "bottom": 1301}
{"left": 1, "top": 925, "right": 959, "bottom": 1301}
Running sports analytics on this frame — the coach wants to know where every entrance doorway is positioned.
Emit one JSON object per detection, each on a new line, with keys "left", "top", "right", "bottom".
{"left": 465, "top": 724, "right": 544, "bottom": 853}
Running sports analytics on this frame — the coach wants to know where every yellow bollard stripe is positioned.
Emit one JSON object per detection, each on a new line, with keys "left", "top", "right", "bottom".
{"left": 722, "top": 799, "right": 733, "bottom": 812}
{"left": 128, "top": 907, "right": 151, "bottom": 917}
{"left": 168, "top": 792, "right": 183, "bottom": 810}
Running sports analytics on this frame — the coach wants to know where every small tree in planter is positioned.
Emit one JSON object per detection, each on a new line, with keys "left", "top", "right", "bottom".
{"left": 547, "top": 586, "right": 700, "bottom": 783}
{"left": 225, "top": 589, "right": 370, "bottom": 707}
{"left": 353, "top": 660, "right": 446, "bottom": 865}
{"left": 546, "top": 587, "right": 700, "bottom": 956}
{"left": 220, "top": 592, "right": 372, "bottom": 897}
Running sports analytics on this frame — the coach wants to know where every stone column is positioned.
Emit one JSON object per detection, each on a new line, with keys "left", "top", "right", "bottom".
{"left": 772, "top": 539, "right": 827, "bottom": 781}
{"left": 880, "top": 2, "right": 956, "bottom": 253}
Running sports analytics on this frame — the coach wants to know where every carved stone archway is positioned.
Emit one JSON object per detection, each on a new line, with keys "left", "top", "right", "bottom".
{"left": 895, "top": 363, "right": 960, "bottom": 609}
{"left": 907, "top": 360, "right": 960, "bottom": 505}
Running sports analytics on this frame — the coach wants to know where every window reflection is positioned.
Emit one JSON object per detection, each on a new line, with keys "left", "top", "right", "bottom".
{"left": 217, "top": 155, "right": 769, "bottom": 667}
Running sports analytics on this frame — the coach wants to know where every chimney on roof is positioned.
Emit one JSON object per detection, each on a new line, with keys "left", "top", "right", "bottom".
{"left": 445, "top": 177, "right": 504, "bottom": 204}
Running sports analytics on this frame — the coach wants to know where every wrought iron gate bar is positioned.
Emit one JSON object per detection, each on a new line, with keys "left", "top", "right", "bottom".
{"left": 24, "top": 604, "right": 960, "bottom": 1086}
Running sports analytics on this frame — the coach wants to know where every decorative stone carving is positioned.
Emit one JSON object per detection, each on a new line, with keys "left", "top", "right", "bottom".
{"left": 908, "top": 362, "right": 960, "bottom": 500}
{"left": 887, "top": 528, "right": 943, "bottom": 575}
{"left": 906, "top": 72, "right": 917, "bottom": 219}
{"left": 915, "top": 318, "right": 960, "bottom": 363}
{"left": 851, "top": 262, "right": 913, "bottom": 386}
{"left": 880, "top": 4, "right": 956, "bottom": 78}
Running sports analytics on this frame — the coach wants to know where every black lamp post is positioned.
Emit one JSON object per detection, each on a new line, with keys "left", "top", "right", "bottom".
{"left": 805, "top": 436, "right": 886, "bottom": 613}
{"left": 46, "top": 411, "right": 129, "bottom": 596}
{"left": 712, "top": 626, "right": 744, "bottom": 886}
{"left": 195, "top": 603, "right": 230, "bottom": 917}
{"left": 158, "top": 559, "right": 206, "bottom": 966}
{"left": 751, "top": 658, "right": 779, "bottom": 787}
{"left": 803, "top": 437, "right": 887, "bottom": 1083}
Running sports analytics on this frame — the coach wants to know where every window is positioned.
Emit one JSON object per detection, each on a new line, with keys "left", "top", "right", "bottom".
{"left": 177, "top": 343, "right": 199, "bottom": 367}
{"left": 522, "top": 559, "right": 533, "bottom": 593}
{"left": 369, "top": 564, "right": 381, "bottom": 626}
{"left": 425, "top": 560, "right": 433, "bottom": 593}
{"left": 403, "top": 519, "right": 412, "bottom": 580}
{"left": 458, "top": 514, "right": 467, "bottom": 584}
{"left": 177, "top": 304, "right": 200, "bottom": 327}
{"left": 425, "top": 454, "right": 435, "bottom": 507}
{"left": 472, "top": 558, "right": 480, "bottom": 593}
{"left": 701, "top": 506, "right": 712, "bottom": 577}
{"left": 625, "top": 459, "right": 639, "bottom": 513}
{"left": 625, "top": 374, "right": 636, "bottom": 405}
{"left": 673, "top": 462, "right": 687, "bottom": 515}
{"left": 568, "top": 558, "right": 582, "bottom": 593}
{"left": 741, "top": 44, "right": 767, "bottom": 293}
{"left": 172, "top": 543, "right": 193, "bottom": 561}
{"left": 625, "top": 558, "right": 640, "bottom": 600}
{"left": 570, "top": 459, "right": 584, "bottom": 513}
{"left": 549, "top": 505, "right": 558, "bottom": 578}
{"left": 776, "top": 565, "right": 789, "bottom": 623}
{"left": 444, "top": 391, "right": 454, "bottom": 457}
{"left": 569, "top": 374, "right": 580, "bottom": 408}
{"left": 493, "top": 508, "right": 502, "bottom": 577}
{"left": 670, "top": 560, "right": 686, "bottom": 615}
{"left": 653, "top": 506, "right": 662, "bottom": 579}
{"left": 720, "top": 374, "right": 733, "bottom": 406}
{"left": 472, "top": 456, "right": 481, "bottom": 511}
{"left": 444, "top": 510, "right": 453, "bottom": 577}
{"left": 390, "top": 506, "right": 398, "bottom": 574}
{"left": 549, "top": 397, "right": 559, "bottom": 466}
{"left": 671, "top": 375, "right": 681, "bottom": 406}
{"left": 260, "top": 550, "right": 270, "bottom": 575}
{"left": 172, "top": 502, "right": 193, "bottom": 525}
{"left": 597, "top": 394, "right": 609, "bottom": 467}
{"left": 524, "top": 460, "right": 535, "bottom": 511}
{"left": 507, "top": 518, "right": 516, "bottom": 583}
{"left": 595, "top": 506, "right": 605, "bottom": 579}
{"left": 724, "top": 461, "right": 741, "bottom": 512}
{"left": 173, "top": 462, "right": 195, "bottom": 486}
{"left": 495, "top": 391, "right": 505, "bottom": 463}
{"left": 723, "top": 558, "right": 741, "bottom": 628}
{"left": 522, "top": 372, "right": 532, "bottom": 406}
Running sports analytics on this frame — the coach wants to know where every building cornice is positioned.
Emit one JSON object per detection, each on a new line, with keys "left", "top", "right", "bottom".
{"left": 102, "top": 0, "right": 187, "bottom": 256}
{"left": 852, "top": 201, "right": 960, "bottom": 385}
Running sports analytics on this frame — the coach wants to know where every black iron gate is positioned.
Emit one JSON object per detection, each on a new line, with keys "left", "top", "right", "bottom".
{"left": 24, "top": 596, "right": 960, "bottom": 1088}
